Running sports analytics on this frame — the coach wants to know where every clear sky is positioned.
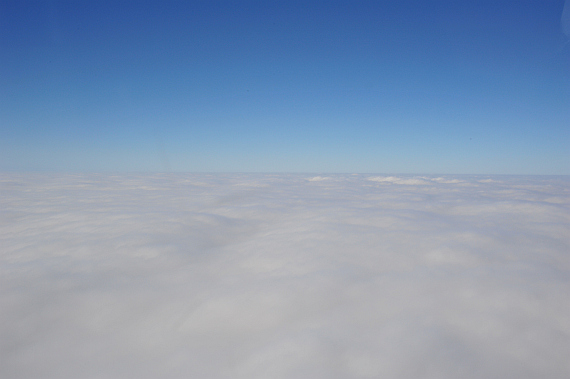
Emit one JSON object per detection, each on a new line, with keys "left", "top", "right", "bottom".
{"left": 1, "top": 0, "right": 569, "bottom": 173}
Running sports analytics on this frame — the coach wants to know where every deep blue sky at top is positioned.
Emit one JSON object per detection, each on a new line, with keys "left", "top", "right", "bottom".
{"left": 1, "top": 0, "right": 569, "bottom": 173}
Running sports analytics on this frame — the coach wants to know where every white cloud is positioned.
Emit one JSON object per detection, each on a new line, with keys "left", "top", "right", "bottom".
{"left": 307, "top": 176, "right": 332, "bottom": 182}
{"left": 367, "top": 176, "right": 429, "bottom": 185}
{"left": 431, "top": 177, "right": 465, "bottom": 184}
{"left": 1, "top": 173, "right": 570, "bottom": 378}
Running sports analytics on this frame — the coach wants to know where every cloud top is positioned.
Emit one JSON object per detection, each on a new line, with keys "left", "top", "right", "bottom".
{"left": 1, "top": 173, "right": 569, "bottom": 378}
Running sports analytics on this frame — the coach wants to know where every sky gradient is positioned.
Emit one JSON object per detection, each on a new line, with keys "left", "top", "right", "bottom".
{"left": 1, "top": 0, "right": 569, "bottom": 173}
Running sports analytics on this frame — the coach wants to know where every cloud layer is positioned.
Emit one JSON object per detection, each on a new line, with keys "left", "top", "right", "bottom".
{"left": 1, "top": 173, "right": 569, "bottom": 378}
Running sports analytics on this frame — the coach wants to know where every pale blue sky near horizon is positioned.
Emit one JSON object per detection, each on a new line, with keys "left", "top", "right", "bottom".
{"left": 1, "top": 0, "right": 569, "bottom": 174}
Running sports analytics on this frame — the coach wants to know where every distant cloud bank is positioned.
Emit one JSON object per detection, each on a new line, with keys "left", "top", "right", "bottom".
{"left": 1, "top": 173, "right": 569, "bottom": 378}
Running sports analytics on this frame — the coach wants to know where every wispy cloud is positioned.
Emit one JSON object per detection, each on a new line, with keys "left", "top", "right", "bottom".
{"left": 562, "top": 0, "right": 570, "bottom": 38}
{"left": 1, "top": 173, "right": 569, "bottom": 378}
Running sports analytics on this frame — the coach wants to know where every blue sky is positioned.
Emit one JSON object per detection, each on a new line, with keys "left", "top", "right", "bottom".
{"left": 1, "top": 0, "right": 569, "bottom": 173}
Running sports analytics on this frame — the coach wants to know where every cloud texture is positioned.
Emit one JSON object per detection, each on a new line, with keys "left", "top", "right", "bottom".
{"left": 1, "top": 173, "right": 570, "bottom": 378}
